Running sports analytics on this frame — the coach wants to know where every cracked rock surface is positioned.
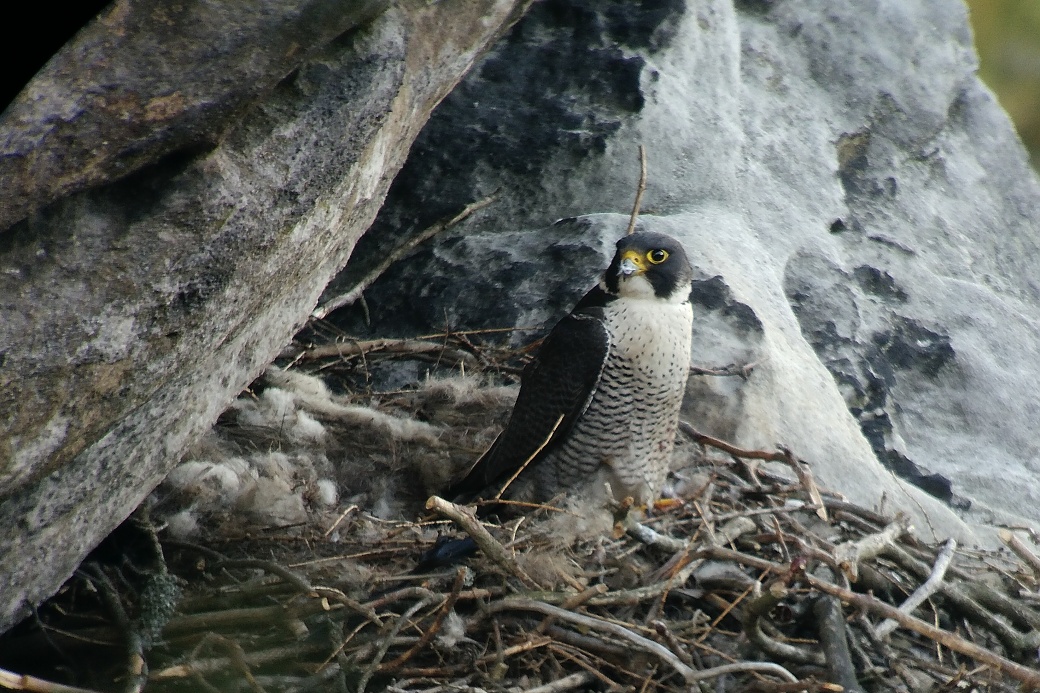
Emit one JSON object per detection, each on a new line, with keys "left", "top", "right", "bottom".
{"left": 0, "top": 0, "right": 530, "bottom": 633}
{"left": 332, "top": 0, "right": 1040, "bottom": 541}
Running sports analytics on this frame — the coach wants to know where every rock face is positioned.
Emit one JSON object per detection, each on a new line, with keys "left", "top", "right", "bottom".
{"left": 6, "top": 0, "right": 1040, "bottom": 637}
{"left": 0, "top": 0, "right": 530, "bottom": 633}
{"left": 331, "top": 0, "right": 1040, "bottom": 540}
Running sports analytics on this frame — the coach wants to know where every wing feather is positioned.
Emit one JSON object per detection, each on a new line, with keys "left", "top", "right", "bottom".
{"left": 446, "top": 307, "right": 610, "bottom": 502}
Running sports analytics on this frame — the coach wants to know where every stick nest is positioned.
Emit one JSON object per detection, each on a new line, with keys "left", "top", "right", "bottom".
{"left": 4, "top": 332, "right": 1040, "bottom": 693}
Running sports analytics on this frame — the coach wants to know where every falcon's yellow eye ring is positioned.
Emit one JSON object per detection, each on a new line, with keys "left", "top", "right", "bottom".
{"left": 647, "top": 249, "right": 669, "bottom": 264}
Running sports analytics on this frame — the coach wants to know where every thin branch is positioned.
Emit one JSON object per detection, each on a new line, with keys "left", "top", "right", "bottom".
{"left": 486, "top": 598, "right": 699, "bottom": 683}
{"left": 618, "top": 510, "right": 686, "bottom": 553}
{"left": 619, "top": 503, "right": 755, "bottom": 554}
{"left": 195, "top": 634, "right": 269, "bottom": 693}
{"left": 324, "top": 504, "right": 359, "bottom": 538}
{"left": 313, "top": 191, "right": 500, "bottom": 319}
{"left": 714, "top": 581, "right": 765, "bottom": 647}
{"left": 377, "top": 569, "right": 467, "bottom": 672}
{"left": 79, "top": 565, "right": 147, "bottom": 693}
{"left": 536, "top": 584, "right": 609, "bottom": 634}
{"left": 1000, "top": 529, "right": 1040, "bottom": 578}
{"left": 162, "top": 599, "right": 334, "bottom": 636}
{"left": 875, "top": 538, "right": 955, "bottom": 638}
{"left": 833, "top": 517, "right": 912, "bottom": 582}
{"left": 357, "top": 597, "right": 435, "bottom": 693}
{"left": 425, "top": 496, "right": 541, "bottom": 588}
{"left": 681, "top": 661, "right": 799, "bottom": 684}
{"left": 813, "top": 566, "right": 863, "bottom": 693}
{"left": 181, "top": 554, "right": 383, "bottom": 627}
{"left": 678, "top": 421, "right": 789, "bottom": 462}
{"left": 777, "top": 446, "right": 828, "bottom": 521}
{"left": 212, "top": 558, "right": 315, "bottom": 593}
{"left": 709, "top": 503, "right": 824, "bottom": 524}
{"left": 805, "top": 573, "right": 1040, "bottom": 689}
{"left": 150, "top": 642, "right": 331, "bottom": 681}
{"left": 294, "top": 338, "right": 478, "bottom": 365}
{"left": 744, "top": 578, "right": 825, "bottom": 666}
{"left": 511, "top": 672, "right": 595, "bottom": 693}
{"left": 0, "top": 667, "right": 106, "bottom": 693}
{"left": 625, "top": 144, "right": 648, "bottom": 235}
{"left": 650, "top": 621, "right": 695, "bottom": 667}
{"left": 882, "top": 543, "right": 1040, "bottom": 651}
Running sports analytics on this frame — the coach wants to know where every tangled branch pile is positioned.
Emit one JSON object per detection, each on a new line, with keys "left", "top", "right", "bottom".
{"left": 4, "top": 333, "right": 1040, "bottom": 693}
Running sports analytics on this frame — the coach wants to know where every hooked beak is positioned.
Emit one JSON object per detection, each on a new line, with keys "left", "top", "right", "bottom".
{"left": 618, "top": 249, "right": 646, "bottom": 276}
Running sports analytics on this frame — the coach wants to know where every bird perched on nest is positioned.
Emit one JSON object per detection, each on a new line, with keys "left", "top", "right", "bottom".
{"left": 446, "top": 230, "right": 694, "bottom": 508}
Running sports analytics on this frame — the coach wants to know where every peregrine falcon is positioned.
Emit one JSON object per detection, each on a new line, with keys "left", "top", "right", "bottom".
{"left": 446, "top": 231, "right": 694, "bottom": 507}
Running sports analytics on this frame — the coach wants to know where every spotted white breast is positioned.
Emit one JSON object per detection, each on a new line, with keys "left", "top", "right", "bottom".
{"left": 535, "top": 293, "right": 693, "bottom": 505}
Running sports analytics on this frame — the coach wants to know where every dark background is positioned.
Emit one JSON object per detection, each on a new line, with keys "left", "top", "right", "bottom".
{"left": 4, "top": 1, "right": 1039, "bottom": 170}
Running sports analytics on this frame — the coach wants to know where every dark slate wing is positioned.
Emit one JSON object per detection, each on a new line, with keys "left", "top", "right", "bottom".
{"left": 446, "top": 298, "right": 612, "bottom": 502}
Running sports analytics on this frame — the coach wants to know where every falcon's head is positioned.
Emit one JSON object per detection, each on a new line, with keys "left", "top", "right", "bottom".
{"left": 604, "top": 231, "right": 693, "bottom": 303}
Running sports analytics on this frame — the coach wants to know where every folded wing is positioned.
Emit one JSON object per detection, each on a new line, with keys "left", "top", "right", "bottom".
{"left": 445, "top": 306, "right": 611, "bottom": 502}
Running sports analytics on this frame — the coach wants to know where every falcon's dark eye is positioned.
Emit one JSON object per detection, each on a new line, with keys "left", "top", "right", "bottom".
{"left": 647, "top": 249, "right": 669, "bottom": 264}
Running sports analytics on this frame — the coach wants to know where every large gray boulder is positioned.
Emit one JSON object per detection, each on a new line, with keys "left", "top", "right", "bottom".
{"left": 331, "top": 0, "right": 1040, "bottom": 541}
{"left": 0, "top": 0, "right": 530, "bottom": 633}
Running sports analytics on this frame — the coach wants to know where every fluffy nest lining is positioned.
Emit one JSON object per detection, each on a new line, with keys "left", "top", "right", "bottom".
{"left": 4, "top": 333, "right": 1040, "bottom": 693}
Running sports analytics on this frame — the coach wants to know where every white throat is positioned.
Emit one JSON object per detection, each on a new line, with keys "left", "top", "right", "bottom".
{"left": 612, "top": 274, "right": 690, "bottom": 304}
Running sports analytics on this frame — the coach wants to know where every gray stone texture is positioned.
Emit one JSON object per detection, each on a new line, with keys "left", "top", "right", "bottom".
{"left": 335, "top": 0, "right": 1040, "bottom": 542}
{"left": 0, "top": 0, "right": 530, "bottom": 633}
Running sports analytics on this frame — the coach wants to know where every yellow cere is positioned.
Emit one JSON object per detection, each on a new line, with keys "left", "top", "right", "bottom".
{"left": 622, "top": 249, "right": 646, "bottom": 268}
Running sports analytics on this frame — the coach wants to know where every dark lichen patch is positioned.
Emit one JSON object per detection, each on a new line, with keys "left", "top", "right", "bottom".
{"left": 734, "top": 0, "right": 775, "bottom": 16}
{"left": 690, "top": 276, "right": 763, "bottom": 335}
{"left": 853, "top": 265, "right": 909, "bottom": 302}
{"left": 874, "top": 318, "right": 955, "bottom": 377}
{"left": 836, "top": 129, "right": 871, "bottom": 175}
{"left": 878, "top": 448, "right": 964, "bottom": 507}
{"left": 331, "top": 0, "right": 687, "bottom": 336}
{"left": 689, "top": 275, "right": 732, "bottom": 311}
{"left": 835, "top": 129, "right": 902, "bottom": 200}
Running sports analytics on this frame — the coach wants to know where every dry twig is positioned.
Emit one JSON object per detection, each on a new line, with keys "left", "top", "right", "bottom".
{"left": 510, "top": 671, "right": 595, "bottom": 693}
{"left": 805, "top": 574, "right": 1040, "bottom": 689}
{"left": 0, "top": 668, "right": 105, "bottom": 693}
{"left": 486, "top": 598, "right": 798, "bottom": 684}
{"left": 313, "top": 191, "right": 500, "bottom": 319}
{"left": 79, "top": 564, "right": 147, "bottom": 693}
{"left": 883, "top": 543, "right": 1040, "bottom": 651}
{"left": 294, "top": 338, "right": 477, "bottom": 366}
{"left": 875, "top": 538, "right": 955, "bottom": 638}
{"left": 812, "top": 566, "right": 863, "bottom": 693}
{"left": 1001, "top": 529, "right": 1040, "bottom": 579}
{"left": 625, "top": 144, "right": 648, "bottom": 235}
{"left": 833, "top": 516, "right": 912, "bottom": 582}
{"left": 377, "top": 569, "right": 468, "bottom": 672}
{"left": 426, "top": 496, "right": 542, "bottom": 588}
